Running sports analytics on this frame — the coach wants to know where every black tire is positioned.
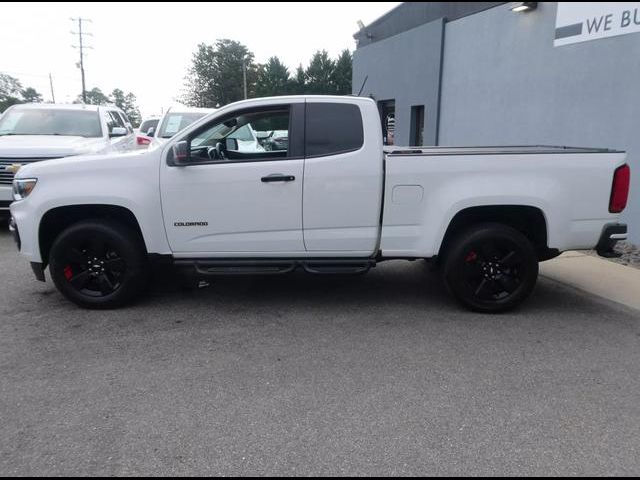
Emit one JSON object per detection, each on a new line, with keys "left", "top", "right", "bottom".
{"left": 49, "top": 219, "right": 148, "bottom": 309}
{"left": 441, "top": 223, "right": 539, "bottom": 313}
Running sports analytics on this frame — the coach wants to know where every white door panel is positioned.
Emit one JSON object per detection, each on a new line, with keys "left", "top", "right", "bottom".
{"left": 161, "top": 160, "right": 304, "bottom": 253}
{"left": 302, "top": 99, "right": 384, "bottom": 253}
{"left": 303, "top": 152, "right": 382, "bottom": 251}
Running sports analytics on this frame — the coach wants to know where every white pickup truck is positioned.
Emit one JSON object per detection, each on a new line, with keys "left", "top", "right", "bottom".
{"left": 9, "top": 95, "right": 631, "bottom": 312}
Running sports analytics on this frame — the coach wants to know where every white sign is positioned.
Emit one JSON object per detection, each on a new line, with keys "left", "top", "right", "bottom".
{"left": 555, "top": 2, "right": 640, "bottom": 47}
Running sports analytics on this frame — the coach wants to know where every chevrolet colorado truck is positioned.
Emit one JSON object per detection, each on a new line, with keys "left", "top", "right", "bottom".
{"left": 9, "top": 95, "right": 631, "bottom": 312}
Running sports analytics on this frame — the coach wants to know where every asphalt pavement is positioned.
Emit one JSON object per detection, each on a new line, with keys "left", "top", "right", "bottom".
{"left": 1, "top": 229, "right": 640, "bottom": 476}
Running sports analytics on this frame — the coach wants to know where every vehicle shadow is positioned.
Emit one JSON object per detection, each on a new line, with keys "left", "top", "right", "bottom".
{"left": 134, "top": 258, "right": 615, "bottom": 320}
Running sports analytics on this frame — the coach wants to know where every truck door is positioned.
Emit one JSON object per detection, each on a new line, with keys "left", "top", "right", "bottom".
{"left": 302, "top": 99, "right": 384, "bottom": 254}
{"left": 160, "top": 102, "right": 306, "bottom": 255}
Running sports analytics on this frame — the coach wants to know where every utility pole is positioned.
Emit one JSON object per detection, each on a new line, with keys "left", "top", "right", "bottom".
{"left": 49, "top": 73, "right": 56, "bottom": 103}
{"left": 70, "top": 17, "right": 92, "bottom": 103}
{"left": 242, "top": 58, "right": 247, "bottom": 100}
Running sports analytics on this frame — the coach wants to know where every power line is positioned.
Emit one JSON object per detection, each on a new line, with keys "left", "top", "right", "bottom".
{"left": 70, "top": 17, "right": 93, "bottom": 103}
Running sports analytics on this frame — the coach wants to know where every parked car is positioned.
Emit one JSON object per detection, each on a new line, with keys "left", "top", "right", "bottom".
{"left": 261, "top": 130, "right": 288, "bottom": 152}
{"left": 135, "top": 115, "right": 160, "bottom": 148}
{"left": 9, "top": 95, "right": 630, "bottom": 312}
{"left": 151, "top": 106, "right": 216, "bottom": 147}
{"left": 215, "top": 123, "right": 265, "bottom": 153}
{"left": 0, "top": 103, "right": 135, "bottom": 218}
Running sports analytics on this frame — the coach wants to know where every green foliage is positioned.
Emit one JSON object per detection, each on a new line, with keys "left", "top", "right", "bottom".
{"left": 77, "top": 87, "right": 110, "bottom": 105}
{"left": 182, "top": 39, "right": 259, "bottom": 107}
{"left": 0, "top": 73, "right": 44, "bottom": 111}
{"left": 110, "top": 88, "right": 126, "bottom": 109}
{"left": 110, "top": 88, "right": 141, "bottom": 127}
{"left": 21, "top": 87, "right": 43, "bottom": 103}
{"left": 123, "top": 92, "right": 141, "bottom": 127}
{"left": 292, "top": 64, "right": 307, "bottom": 95}
{"left": 182, "top": 41, "right": 353, "bottom": 104}
{"left": 255, "top": 57, "right": 291, "bottom": 97}
{"left": 305, "top": 50, "right": 336, "bottom": 94}
{"left": 332, "top": 49, "right": 353, "bottom": 95}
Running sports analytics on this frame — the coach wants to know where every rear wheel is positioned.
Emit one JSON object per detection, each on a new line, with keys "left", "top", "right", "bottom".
{"left": 441, "top": 223, "right": 539, "bottom": 313}
{"left": 49, "top": 220, "right": 148, "bottom": 309}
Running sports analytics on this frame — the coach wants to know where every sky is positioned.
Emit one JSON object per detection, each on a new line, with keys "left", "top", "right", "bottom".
{"left": 1, "top": 2, "right": 400, "bottom": 118}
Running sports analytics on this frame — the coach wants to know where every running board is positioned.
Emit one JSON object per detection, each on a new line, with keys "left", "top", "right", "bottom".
{"left": 173, "top": 258, "right": 375, "bottom": 276}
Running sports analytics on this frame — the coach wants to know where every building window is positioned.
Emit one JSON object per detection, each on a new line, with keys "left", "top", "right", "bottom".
{"left": 378, "top": 100, "right": 395, "bottom": 146}
{"left": 410, "top": 105, "right": 425, "bottom": 146}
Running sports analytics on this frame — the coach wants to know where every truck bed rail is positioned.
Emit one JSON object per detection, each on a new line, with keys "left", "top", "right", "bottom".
{"left": 384, "top": 145, "right": 624, "bottom": 156}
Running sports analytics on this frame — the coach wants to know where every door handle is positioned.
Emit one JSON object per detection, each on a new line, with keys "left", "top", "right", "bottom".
{"left": 261, "top": 174, "right": 295, "bottom": 183}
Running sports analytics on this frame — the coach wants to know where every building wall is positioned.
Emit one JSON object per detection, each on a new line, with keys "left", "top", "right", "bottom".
{"left": 352, "top": 19, "right": 445, "bottom": 146}
{"left": 439, "top": 2, "right": 640, "bottom": 242}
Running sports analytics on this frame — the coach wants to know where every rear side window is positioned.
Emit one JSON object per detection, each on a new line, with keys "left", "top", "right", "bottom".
{"left": 305, "top": 103, "right": 364, "bottom": 157}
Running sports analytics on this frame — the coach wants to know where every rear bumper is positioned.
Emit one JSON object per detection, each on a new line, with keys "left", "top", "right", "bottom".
{"left": 596, "top": 223, "right": 627, "bottom": 258}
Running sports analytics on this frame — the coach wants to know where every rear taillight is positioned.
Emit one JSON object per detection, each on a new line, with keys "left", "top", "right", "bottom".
{"left": 609, "top": 164, "right": 630, "bottom": 213}
{"left": 136, "top": 136, "right": 151, "bottom": 146}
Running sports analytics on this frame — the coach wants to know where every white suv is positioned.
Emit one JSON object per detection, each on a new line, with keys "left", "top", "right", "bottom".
{"left": 0, "top": 103, "right": 135, "bottom": 216}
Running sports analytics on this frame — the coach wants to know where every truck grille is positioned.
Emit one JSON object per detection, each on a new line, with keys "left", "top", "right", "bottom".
{"left": 0, "top": 157, "right": 61, "bottom": 185}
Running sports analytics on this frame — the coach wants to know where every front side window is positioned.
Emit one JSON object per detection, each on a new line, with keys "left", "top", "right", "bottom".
{"left": 0, "top": 108, "right": 102, "bottom": 138}
{"left": 305, "top": 103, "right": 364, "bottom": 157}
{"left": 188, "top": 107, "right": 290, "bottom": 163}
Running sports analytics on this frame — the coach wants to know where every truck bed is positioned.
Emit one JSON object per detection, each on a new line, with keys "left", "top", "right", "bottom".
{"left": 381, "top": 146, "right": 627, "bottom": 258}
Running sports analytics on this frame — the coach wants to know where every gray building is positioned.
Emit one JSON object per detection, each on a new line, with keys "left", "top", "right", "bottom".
{"left": 353, "top": 2, "right": 640, "bottom": 244}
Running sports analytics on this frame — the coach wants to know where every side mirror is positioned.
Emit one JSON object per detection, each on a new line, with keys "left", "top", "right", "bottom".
{"left": 146, "top": 126, "right": 155, "bottom": 137}
{"left": 109, "top": 126, "right": 128, "bottom": 138}
{"left": 170, "top": 140, "right": 189, "bottom": 166}
{"left": 225, "top": 137, "right": 239, "bottom": 151}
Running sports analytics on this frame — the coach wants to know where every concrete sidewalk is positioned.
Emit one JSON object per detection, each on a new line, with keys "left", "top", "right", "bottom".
{"left": 540, "top": 251, "right": 640, "bottom": 311}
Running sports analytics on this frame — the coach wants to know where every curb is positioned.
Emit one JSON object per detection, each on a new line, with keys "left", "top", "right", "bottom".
{"left": 540, "top": 251, "right": 640, "bottom": 312}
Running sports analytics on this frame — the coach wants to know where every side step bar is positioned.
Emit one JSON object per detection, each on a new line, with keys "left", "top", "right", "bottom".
{"left": 173, "top": 258, "right": 376, "bottom": 276}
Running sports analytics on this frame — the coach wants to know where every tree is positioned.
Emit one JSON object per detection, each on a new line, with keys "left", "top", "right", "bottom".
{"left": 332, "top": 49, "right": 352, "bottom": 95}
{"left": 182, "top": 39, "right": 259, "bottom": 107}
{"left": 305, "top": 50, "right": 336, "bottom": 95}
{"left": 255, "top": 57, "right": 291, "bottom": 97}
{"left": 0, "top": 73, "right": 23, "bottom": 111}
{"left": 108, "top": 88, "right": 141, "bottom": 126}
{"left": 291, "top": 64, "right": 306, "bottom": 94}
{"left": 123, "top": 92, "right": 141, "bottom": 127}
{"left": 110, "top": 88, "right": 126, "bottom": 110}
{"left": 77, "top": 87, "right": 110, "bottom": 105}
{"left": 21, "top": 87, "right": 43, "bottom": 103}
{"left": 182, "top": 43, "right": 217, "bottom": 108}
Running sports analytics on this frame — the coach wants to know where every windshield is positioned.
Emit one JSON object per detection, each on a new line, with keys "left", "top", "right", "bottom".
{"left": 158, "top": 112, "right": 207, "bottom": 139}
{"left": 0, "top": 108, "right": 102, "bottom": 137}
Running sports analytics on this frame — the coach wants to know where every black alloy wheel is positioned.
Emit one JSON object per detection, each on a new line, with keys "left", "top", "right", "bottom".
{"left": 442, "top": 223, "right": 539, "bottom": 313}
{"left": 59, "top": 238, "right": 126, "bottom": 298}
{"left": 49, "top": 220, "right": 148, "bottom": 309}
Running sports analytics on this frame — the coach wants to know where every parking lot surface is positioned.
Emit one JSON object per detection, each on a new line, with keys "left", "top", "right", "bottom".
{"left": 1, "top": 230, "right": 640, "bottom": 476}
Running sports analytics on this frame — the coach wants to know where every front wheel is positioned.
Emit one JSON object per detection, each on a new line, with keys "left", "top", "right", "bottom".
{"left": 441, "top": 223, "right": 539, "bottom": 313}
{"left": 49, "top": 220, "right": 148, "bottom": 309}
